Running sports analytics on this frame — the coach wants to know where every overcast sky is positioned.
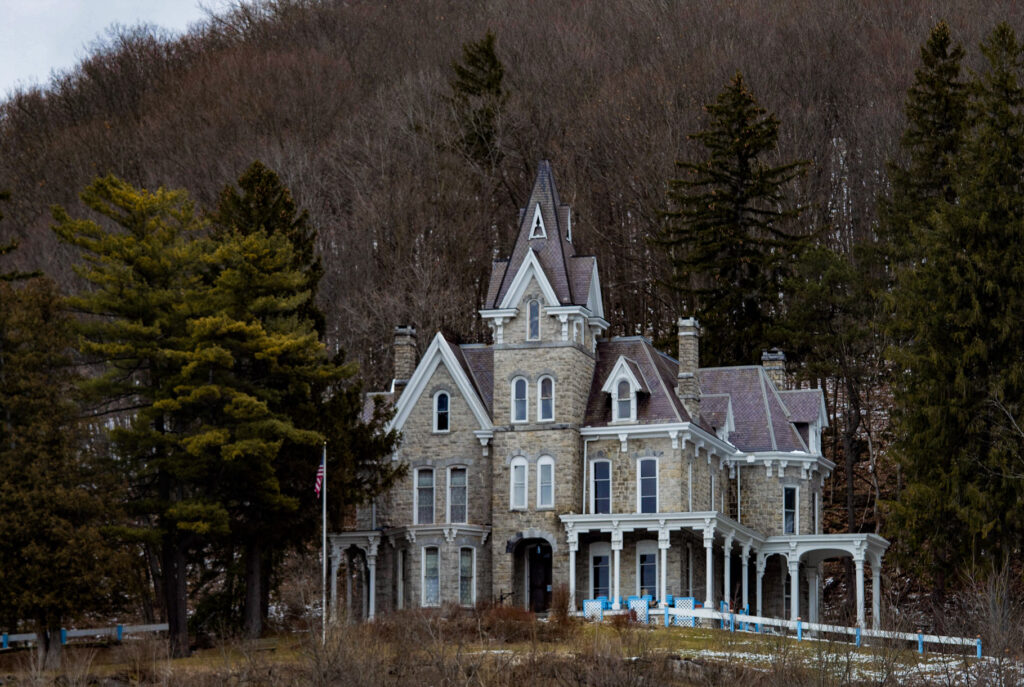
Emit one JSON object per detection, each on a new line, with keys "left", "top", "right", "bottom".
{"left": 0, "top": 0, "right": 229, "bottom": 98}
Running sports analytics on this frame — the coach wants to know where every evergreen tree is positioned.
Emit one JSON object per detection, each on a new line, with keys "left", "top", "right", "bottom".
{"left": 53, "top": 176, "right": 211, "bottom": 658}
{"left": 0, "top": 278, "right": 128, "bottom": 669}
{"left": 448, "top": 30, "right": 507, "bottom": 170}
{"left": 658, "top": 72, "right": 808, "bottom": 366}
{"left": 0, "top": 191, "right": 39, "bottom": 282}
{"left": 879, "top": 21, "right": 967, "bottom": 269}
{"left": 886, "top": 23, "right": 1024, "bottom": 597}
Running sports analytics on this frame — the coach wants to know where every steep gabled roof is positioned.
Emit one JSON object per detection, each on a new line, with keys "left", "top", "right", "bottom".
{"left": 457, "top": 345, "right": 494, "bottom": 418}
{"left": 779, "top": 389, "right": 828, "bottom": 426}
{"left": 486, "top": 161, "right": 587, "bottom": 308}
{"left": 585, "top": 338, "right": 693, "bottom": 426}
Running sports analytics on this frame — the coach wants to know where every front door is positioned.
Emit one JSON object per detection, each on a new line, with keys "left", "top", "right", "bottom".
{"left": 527, "top": 541, "right": 552, "bottom": 612}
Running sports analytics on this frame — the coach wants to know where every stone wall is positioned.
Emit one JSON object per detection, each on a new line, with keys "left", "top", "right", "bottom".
{"left": 736, "top": 464, "right": 822, "bottom": 536}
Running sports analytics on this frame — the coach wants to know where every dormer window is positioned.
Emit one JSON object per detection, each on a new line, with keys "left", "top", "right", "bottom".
{"left": 528, "top": 204, "right": 546, "bottom": 239}
{"left": 601, "top": 356, "right": 645, "bottom": 423}
{"left": 527, "top": 299, "right": 540, "bottom": 340}
{"left": 512, "top": 377, "right": 528, "bottom": 423}
{"left": 433, "top": 391, "right": 450, "bottom": 433}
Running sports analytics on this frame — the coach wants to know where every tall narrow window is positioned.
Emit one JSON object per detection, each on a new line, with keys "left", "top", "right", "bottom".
{"left": 423, "top": 547, "right": 440, "bottom": 606}
{"left": 512, "top": 377, "right": 528, "bottom": 422}
{"left": 638, "top": 458, "right": 657, "bottom": 513}
{"left": 615, "top": 379, "right": 633, "bottom": 421}
{"left": 592, "top": 460, "right": 611, "bottom": 514}
{"left": 591, "top": 543, "right": 611, "bottom": 599}
{"left": 537, "top": 456, "right": 554, "bottom": 508}
{"left": 416, "top": 468, "right": 434, "bottom": 524}
{"left": 527, "top": 300, "right": 540, "bottom": 340}
{"left": 449, "top": 467, "right": 467, "bottom": 523}
{"left": 538, "top": 376, "right": 554, "bottom": 421}
{"left": 636, "top": 541, "right": 658, "bottom": 597}
{"left": 811, "top": 491, "right": 818, "bottom": 534}
{"left": 783, "top": 486, "right": 797, "bottom": 535}
{"left": 459, "top": 547, "right": 475, "bottom": 606}
{"left": 510, "top": 457, "right": 528, "bottom": 509}
{"left": 433, "top": 391, "right": 450, "bottom": 432}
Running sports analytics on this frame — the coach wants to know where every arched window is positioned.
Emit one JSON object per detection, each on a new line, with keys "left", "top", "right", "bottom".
{"left": 448, "top": 466, "right": 467, "bottom": 523}
{"left": 433, "top": 391, "right": 450, "bottom": 432}
{"left": 637, "top": 458, "right": 658, "bottom": 513}
{"left": 415, "top": 468, "right": 434, "bottom": 525}
{"left": 614, "top": 379, "right": 635, "bottom": 422}
{"left": 422, "top": 546, "right": 440, "bottom": 606}
{"left": 591, "top": 460, "right": 611, "bottom": 514}
{"left": 636, "top": 540, "right": 658, "bottom": 597}
{"left": 512, "top": 377, "right": 528, "bottom": 423}
{"left": 510, "top": 457, "right": 528, "bottom": 509}
{"left": 538, "top": 376, "right": 554, "bottom": 421}
{"left": 537, "top": 456, "right": 554, "bottom": 508}
{"left": 527, "top": 299, "right": 540, "bottom": 340}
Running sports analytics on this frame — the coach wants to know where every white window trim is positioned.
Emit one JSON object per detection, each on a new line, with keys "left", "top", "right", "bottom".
{"left": 447, "top": 465, "right": 468, "bottom": 524}
{"left": 458, "top": 546, "right": 477, "bottom": 606}
{"left": 414, "top": 467, "right": 434, "bottom": 525}
{"left": 590, "top": 542, "right": 611, "bottom": 599}
{"left": 510, "top": 457, "right": 528, "bottom": 510}
{"left": 537, "top": 375, "right": 555, "bottom": 422}
{"left": 783, "top": 485, "right": 799, "bottom": 535}
{"left": 511, "top": 377, "right": 529, "bottom": 424}
{"left": 528, "top": 203, "right": 546, "bottom": 239}
{"left": 612, "top": 379, "right": 636, "bottom": 423}
{"left": 590, "top": 459, "right": 612, "bottom": 514}
{"left": 536, "top": 456, "right": 555, "bottom": 509}
{"left": 422, "top": 545, "right": 440, "bottom": 607}
{"left": 527, "top": 299, "right": 541, "bottom": 341}
{"left": 635, "top": 540, "right": 658, "bottom": 597}
{"left": 432, "top": 390, "right": 451, "bottom": 433}
{"left": 636, "top": 457, "right": 659, "bottom": 514}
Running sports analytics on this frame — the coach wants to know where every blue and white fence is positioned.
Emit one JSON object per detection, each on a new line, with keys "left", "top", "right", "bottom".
{"left": 1, "top": 623, "right": 168, "bottom": 649}
{"left": 578, "top": 602, "right": 982, "bottom": 658}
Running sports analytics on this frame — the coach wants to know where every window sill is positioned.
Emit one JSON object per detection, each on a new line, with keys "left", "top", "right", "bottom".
{"left": 536, "top": 506, "right": 555, "bottom": 511}
{"left": 509, "top": 506, "right": 528, "bottom": 512}
{"left": 432, "top": 430, "right": 451, "bottom": 435}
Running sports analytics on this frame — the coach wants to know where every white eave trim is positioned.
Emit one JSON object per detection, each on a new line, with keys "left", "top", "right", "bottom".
{"left": 600, "top": 356, "right": 644, "bottom": 395}
{"left": 580, "top": 422, "right": 737, "bottom": 456}
{"left": 498, "top": 248, "right": 560, "bottom": 309}
{"left": 479, "top": 307, "right": 518, "bottom": 321}
{"left": 388, "top": 332, "right": 493, "bottom": 433}
{"left": 587, "top": 260, "right": 605, "bottom": 320}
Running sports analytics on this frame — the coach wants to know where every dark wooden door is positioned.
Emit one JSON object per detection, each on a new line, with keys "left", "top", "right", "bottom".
{"left": 527, "top": 542, "right": 552, "bottom": 612}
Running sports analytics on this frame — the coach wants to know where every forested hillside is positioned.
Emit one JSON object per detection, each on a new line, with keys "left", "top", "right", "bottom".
{"left": 3, "top": 0, "right": 1024, "bottom": 638}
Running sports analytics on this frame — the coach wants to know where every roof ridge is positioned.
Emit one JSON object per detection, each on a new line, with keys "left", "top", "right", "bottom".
{"left": 640, "top": 336, "right": 684, "bottom": 422}
{"left": 757, "top": 368, "right": 778, "bottom": 451}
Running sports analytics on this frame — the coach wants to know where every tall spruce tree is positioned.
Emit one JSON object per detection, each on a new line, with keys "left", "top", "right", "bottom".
{"left": 448, "top": 30, "right": 507, "bottom": 170}
{"left": 53, "top": 176, "right": 212, "bottom": 658}
{"left": 886, "top": 23, "right": 1024, "bottom": 598}
{"left": 0, "top": 278, "right": 129, "bottom": 669}
{"left": 659, "top": 72, "right": 808, "bottom": 366}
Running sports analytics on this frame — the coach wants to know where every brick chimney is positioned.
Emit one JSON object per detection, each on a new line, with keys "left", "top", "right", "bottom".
{"left": 393, "top": 325, "right": 417, "bottom": 395}
{"left": 677, "top": 317, "right": 701, "bottom": 421}
{"left": 761, "top": 348, "right": 786, "bottom": 389}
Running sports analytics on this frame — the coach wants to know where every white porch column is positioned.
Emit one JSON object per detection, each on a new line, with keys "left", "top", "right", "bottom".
{"left": 329, "top": 544, "right": 340, "bottom": 622}
{"left": 788, "top": 557, "right": 800, "bottom": 622}
{"left": 741, "top": 543, "right": 751, "bottom": 612}
{"left": 658, "top": 529, "right": 670, "bottom": 608}
{"left": 804, "top": 565, "right": 818, "bottom": 625}
{"left": 345, "top": 549, "right": 353, "bottom": 623}
{"left": 703, "top": 527, "right": 715, "bottom": 609}
{"left": 367, "top": 536, "right": 380, "bottom": 620}
{"left": 611, "top": 529, "right": 623, "bottom": 609}
{"left": 568, "top": 529, "right": 578, "bottom": 611}
{"left": 854, "top": 553, "right": 866, "bottom": 627}
{"left": 871, "top": 556, "right": 882, "bottom": 630}
{"left": 755, "top": 553, "right": 766, "bottom": 617}
{"left": 722, "top": 533, "right": 734, "bottom": 609}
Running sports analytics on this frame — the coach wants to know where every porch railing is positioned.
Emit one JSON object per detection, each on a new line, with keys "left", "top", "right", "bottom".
{"left": 1, "top": 623, "right": 168, "bottom": 649}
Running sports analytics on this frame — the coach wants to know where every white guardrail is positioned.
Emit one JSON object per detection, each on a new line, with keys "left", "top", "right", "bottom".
{"left": 580, "top": 604, "right": 983, "bottom": 659}
{"left": 1, "top": 623, "right": 168, "bottom": 649}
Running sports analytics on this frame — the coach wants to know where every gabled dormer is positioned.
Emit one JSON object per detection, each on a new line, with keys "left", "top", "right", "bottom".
{"left": 481, "top": 161, "right": 609, "bottom": 346}
{"left": 600, "top": 356, "right": 650, "bottom": 423}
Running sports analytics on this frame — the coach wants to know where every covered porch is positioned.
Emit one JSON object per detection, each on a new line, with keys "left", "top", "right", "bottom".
{"left": 561, "top": 512, "right": 889, "bottom": 628}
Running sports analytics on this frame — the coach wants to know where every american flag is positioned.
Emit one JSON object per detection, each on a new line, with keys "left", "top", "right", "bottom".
{"left": 314, "top": 458, "right": 325, "bottom": 498}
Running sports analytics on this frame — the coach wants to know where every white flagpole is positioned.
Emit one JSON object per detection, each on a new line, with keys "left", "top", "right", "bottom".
{"left": 321, "top": 441, "right": 327, "bottom": 645}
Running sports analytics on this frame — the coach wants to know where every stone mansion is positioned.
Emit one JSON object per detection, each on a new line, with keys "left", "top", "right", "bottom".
{"left": 331, "top": 162, "right": 889, "bottom": 627}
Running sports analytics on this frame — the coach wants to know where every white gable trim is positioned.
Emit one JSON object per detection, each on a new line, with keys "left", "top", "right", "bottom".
{"left": 586, "top": 260, "right": 605, "bottom": 320}
{"left": 389, "top": 333, "right": 493, "bottom": 433}
{"left": 528, "top": 203, "right": 547, "bottom": 239}
{"left": 600, "top": 356, "right": 644, "bottom": 395}
{"left": 498, "top": 248, "right": 560, "bottom": 309}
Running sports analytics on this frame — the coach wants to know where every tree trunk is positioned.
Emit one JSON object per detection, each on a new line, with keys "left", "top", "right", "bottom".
{"left": 162, "top": 534, "right": 190, "bottom": 658}
{"left": 243, "top": 540, "right": 262, "bottom": 638}
{"left": 35, "top": 621, "right": 62, "bottom": 671}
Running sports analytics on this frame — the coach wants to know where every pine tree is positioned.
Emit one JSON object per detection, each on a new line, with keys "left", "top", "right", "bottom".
{"left": 53, "top": 176, "right": 211, "bottom": 658}
{"left": 0, "top": 278, "right": 128, "bottom": 669}
{"left": 448, "top": 30, "right": 507, "bottom": 170}
{"left": 886, "top": 23, "right": 1024, "bottom": 597}
{"left": 659, "top": 72, "right": 808, "bottom": 366}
